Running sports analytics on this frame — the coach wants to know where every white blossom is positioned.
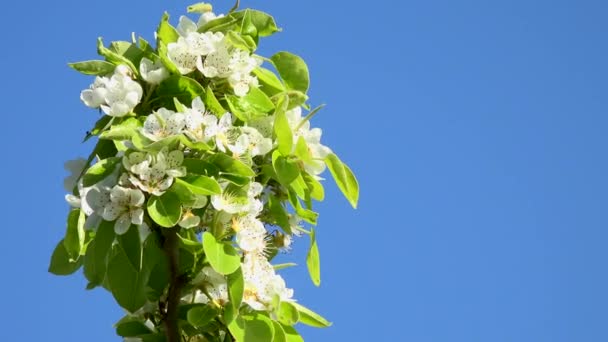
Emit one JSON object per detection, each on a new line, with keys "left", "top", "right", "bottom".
{"left": 102, "top": 185, "right": 145, "bottom": 235}
{"left": 63, "top": 158, "right": 87, "bottom": 192}
{"left": 142, "top": 108, "right": 186, "bottom": 141}
{"left": 233, "top": 215, "right": 268, "bottom": 254}
{"left": 139, "top": 57, "right": 169, "bottom": 84}
{"left": 286, "top": 106, "right": 332, "bottom": 176}
{"left": 126, "top": 149, "right": 186, "bottom": 196}
{"left": 241, "top": 254, "right": 294, "bottom": 310}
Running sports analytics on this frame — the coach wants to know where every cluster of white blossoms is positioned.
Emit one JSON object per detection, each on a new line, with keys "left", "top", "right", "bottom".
{"left": 81, "top": 65, "right": 143, "bottom": 117}
{"left": 168, "top": 15, "right": 262, "bottom": 96}
{"left": 56, "top": 5, "right": 358, "bottom": 341}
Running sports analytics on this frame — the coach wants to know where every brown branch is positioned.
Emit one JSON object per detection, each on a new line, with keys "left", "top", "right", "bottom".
{"left": 163, "top": 228, "right": 183, "bottom": 342}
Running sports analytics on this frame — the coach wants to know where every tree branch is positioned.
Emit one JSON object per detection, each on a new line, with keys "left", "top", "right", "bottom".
{"left": 163, "top": 227, "right": 182, "bottom": 342}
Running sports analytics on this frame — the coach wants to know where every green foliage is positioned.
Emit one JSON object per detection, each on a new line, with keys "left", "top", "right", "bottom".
{"left": 52, "top": 2, "right": 360, "bottom": 341}
{"left": 202, "top": 232, "right": 240, "bottom": 275}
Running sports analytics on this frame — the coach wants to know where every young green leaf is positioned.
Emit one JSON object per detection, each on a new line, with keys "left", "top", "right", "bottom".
{"left": 174, "top": 175, "right": 221, "bottom": 196}
{"left": 68, "top": 60, "right": 115, "bottom": 75}
{"left": 273, "top": 96, "right": 293, "bottom": 156}
{"left": 306, "top": 228, "right": 321, "bottom": 286}
{"left": 107, "top": 245, "right": 147, "bottom": 313}
{"left": 325, "top": 153, "right": 359, "bottom": 209}
{"left": 48, "top": 239, "right": 83, "bottom": 275}
{"left": 277, "top": 301, "right": 300, "bottom": 326}
{"left": 97, "top": 38, "right": 138, "bottom": 75}
{"left": 209, "top": 153, "right": 255, "bottom": 177}
{"left": 292, "top": 302, "right": 332, "bottom": 328}
{"left": 202, "top": 232, "right": 240, "bottom": 275}
{"left": 187, "top": 305, "right": 219, "bottom": 328}
{"left": 272, "top": 151, "right": 300, "bottom": 186}
{"left": 253, "top": 67, "right": 285, "bottom": 96}
{"left": 82, "top": 157, "right": 120, "bottom": 187}
{"left": 63, "top": 209, "right": 85, "bottom": 260}
{"left": 147, "top": 192, "right": 182, "bottom": 228}
{"left": 243, "top": 314, "right": 275, "bottom": 342}
{"left": 157, "top": 12, "right": 179, "bottom": 45}
{"left": 271, "top": 52, "right": 310, "bottom": 93}
{"left": 226, "top": 267, "right": 244, "bottom": 324}
{"left": 83, "top": 221, "right": 115, "bottom": 288}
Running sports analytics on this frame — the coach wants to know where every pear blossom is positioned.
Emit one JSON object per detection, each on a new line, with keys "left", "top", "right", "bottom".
{"left": 197, "top": 11, "right": 224, "bottom": 27}
{"left": 139, "top": 57, "right": 169, "bottom": 84}
{"left": 286, "top": 106, "right": 332, "bottom": 176}
{"left": 182, "top": 97, "right": 218, "bottom": 142}
{"left": 204, "top": 113, "right": 234, "bottom": 152}
{"left": 178, "top": 209, "right": 201, "bottom": 228}
{"left": 126, "top": 149, "right": 186, "bottom": 196}
{"left": 142, "top": 108, "right": 186, "bottom": 141}
{"left": 63, "top": 158, "right": 87, "bottom": 193}
{"left": 241, "top": 126, "right": 272, "bottom": 156}
{"left": 102, "top": 185, "right": 145, "bottom": 235}
{"left": 167, "top": 37, "right": 200, "bottom": 74}
{"left": 233, "top": 215, "right": 268, "bottom": 254}
{"left": 80, "top": 65, "right": 143, "bottom": 117}
{"left": 211, "top": 181, "right": 264, "bottom": 215}
{"left": 241, "top": 254, "right": 294, "bottom": 310}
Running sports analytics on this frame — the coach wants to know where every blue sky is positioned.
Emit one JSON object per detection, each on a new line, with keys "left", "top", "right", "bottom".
{"left": 1, "top": 0, "right": 608, "bottom": 341}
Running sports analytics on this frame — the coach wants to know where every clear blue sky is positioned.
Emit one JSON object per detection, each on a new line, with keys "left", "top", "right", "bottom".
{"left": 2, "top": 0, "right": 607, "bottom": 341}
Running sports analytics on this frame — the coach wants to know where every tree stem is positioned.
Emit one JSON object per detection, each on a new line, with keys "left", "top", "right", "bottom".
{"left": 163, "top": 228, "right": 182, "bottom": 342}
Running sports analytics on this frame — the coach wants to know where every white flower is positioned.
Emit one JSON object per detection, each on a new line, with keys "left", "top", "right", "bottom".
{"left": 167, "top": 37, "right": 199, "bottom": 74}
{"left": 178, "top": 209, "right": 201, "bottom": 228}
{"left": 139, "top": 57, "right": 169, "bottom": 85}
{"left": 227, "top": 134, "right": 249, "bottom": 156}
{"left": 99, "top": 66, "right": 143, "bottom": 117}
{"left": 186, "top": 266, "right": 229, "bottom": 306}
{"left": 198, "top": 12, "right": 224, "bottom": 27}
{"left": 241, "top": 254, "right": 294, "bottom": 310}
{"left": 182, "top": 97, "right": 218, "bottom": 142}
{"left": 205, "top": 113, "right": 234, "bottom": 152}
{"left": 233, "top": 215, "right": 267, "bottom": 254}
{"left": 241, "top": 126, "right": 272, "bottom": 157}
{"left": 102, "top": 185, "right": 145, "bottom": 235}
{"left": 211, "top": 181, "right": 264, "bottom": 215}
{"left": 63, "top": 158, "right": 87, "bottom": 192}
{"left": 227, "top": 50, "right": 261, "bottom": 96}
{"left": 286, "top": 107, "right": 332, "bottom": 176}
{"left": 127, "top": 149, "right": 186, "bottom": 196}
{"left": 197, "top": 42, "right": 232, "bottom": 78}
{"left": 177, "top": 16, "right": 198, "bottom": 37}
{"left": 142, "top": 108, "right": 186, "bottom": 141}
{"left": 80, "top": 77, "right": 108, "bottom": 108}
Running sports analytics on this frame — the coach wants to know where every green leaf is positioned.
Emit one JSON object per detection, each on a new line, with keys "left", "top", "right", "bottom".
{"left": 107, "top": 244, "right": 147, "bottom": 313}
{"left": 182, "top": 158, "right": 220, "bottom": 176}
{"left": 268, "top": 195, "right": 291, "bottom": 234}
{"left": 302, "top": 172, "right": 325, "bottom": 201}
{"left": 209, "top": 153, "right": 255, "bottom": 177}
{"left": 63, "top": 209, "right": 85, "bottom": 260}
{"left": 199, "top": 14, "right": 240, "bottom": 33}
{"left": 233, "top": 9, "right": 280, "bottom": 37}
{"left": 175, "top": 175, "right": 221, "bottom": 195}
{"left": 84, "top": 116, "right": 113, "bottom": 141}
{"left": 253, "top": 67, "right": 285, "bottom": 96}
{"left": 272, "top": 321, "right": 287, "bottom": 342}
{"left": 99, "top": 117, "right": 142, "bottom": 141}
{"left": 82, "top": 157, "right": 120, "bottom": 187}
{"left": 188, "top": 2, "right": 213, "bottom": 13}
{"left": 69, "top": 60, "right": 115, "bottom": 75}
{"left": 157, "top": 40, "right": 180, "bottom": 74}
{"left": 226, "top": 31, "right": 256, "bottom": 51}
{"left": 226, "top": 267, "right": 244, "bottom": 324}
{"left": 187, "top": 305, "right": 219, "bottom": 328}
{"left": 177, "top": 233, "right": 204, "bottom": 254}
{"left": 204, "top": 86, "right": 227, "bottom": 116}
{"left": 273, "top": 96, "right": 292, "bottom": 156}
{"left": 292, "top": 302, "right": 332, "bottom": 328}
{"left": 48, "top": 239, "right": 82, "bottom": 275}
{"left": 153, "top": 76, "right": 205, "bottom": 109}
{"left": 97, "top": 38, "right": 138, "bottom": 75}
{"left": 287, "top": 189, "right": 318, "bottom": 225}
{"left": 157, "top": 12, "right": 179, "bottom": 45}
{"left": 228, "top": 316, "right": 246, "bottom": 341}
{"left": 147, "top": 192, "right": 182, "bottom": 228}
{"left": 277, "top": 301, "right": 300, "bottom": 326}
{"left": 306, "top": 228, "right": 321, "bottom": 286}
{"left": 202, "top": 232, "right": 240, "bottom": 275}
{"left": 243, "top": 314, "right": 274, "bottom": 342}
{"left": 272, "top": 151, "right": 300, "bottom": 186}
{"left": 325, "top": 153, "right": 359, "bottom": 209}
{"left": 286, "top": 90, "right": 309, "bottom": 110}
{"left": 282, "top": 324, "right": 304, "bottom": 342}
{"left": 109, "top": 41, "right": 145, "bottom": 66}
{"left": 115, "top": 317, "right": 154, "bottom": 337}
{"left": 271, "top": 52, "right": 310, "bottom": 93}
{"left": 84, "top": 221, "right": 115, "bottom": 288}
{"left": 225, "top": 87, "right": 275, "bottom": 122}
{"left": 273, "top": 263, "right": 297, "bottom": 271}
{"left": 117, "top": 225, "right": 142, "bottom": 270}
